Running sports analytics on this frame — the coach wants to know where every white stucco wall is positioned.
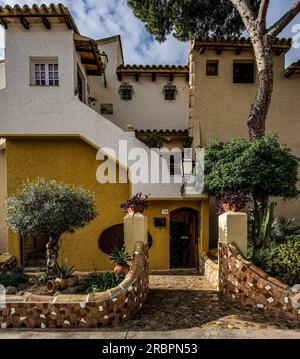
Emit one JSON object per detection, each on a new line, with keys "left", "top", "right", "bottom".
{"left": 90, "top": 39, "right": 189, "bottom": 131}
{"left": 0, "top": 61, "right": 5, "bottom": 89}
{"left": 0, "top": 25, "right": 184, "bottom": 199}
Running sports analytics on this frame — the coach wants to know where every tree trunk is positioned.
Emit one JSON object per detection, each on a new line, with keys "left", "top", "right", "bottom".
{"left": 46, "top": 234, "right": 60, "bottom": 274}
{"left": 248, "top": 35, "right": 273, "bottom": 139}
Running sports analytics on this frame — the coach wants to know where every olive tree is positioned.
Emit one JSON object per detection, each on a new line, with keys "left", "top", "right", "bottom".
{"left": 128, "top": 0, "right": 300, "bottom": 139}
{"left": 204, "top": 136, "right": 299, "bottom": 256}
{"left": 6, "top": 179, "right": 97, "bottom": 273}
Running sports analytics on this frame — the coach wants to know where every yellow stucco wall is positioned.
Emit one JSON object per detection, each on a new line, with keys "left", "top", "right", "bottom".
{"left": 191, "top": 49, "right": 300, "bottom": 232}
{"left": 5, "top": 139, "right": 210, "bottom": 271}
{"left": 145, "top": 199, "right": 209, "bottom": 270}
{"left": 5, "top": 138, "right": 130, "bottom": 271}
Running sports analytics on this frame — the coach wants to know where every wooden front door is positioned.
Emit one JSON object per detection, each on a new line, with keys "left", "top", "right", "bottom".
{"left": 170, "top": 208, "right": 200, "bottom": 268}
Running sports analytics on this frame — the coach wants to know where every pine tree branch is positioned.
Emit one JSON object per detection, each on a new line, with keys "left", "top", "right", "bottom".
{"left": 267, "top": 1, "right": 300, "bottom": 39}
{"left": 256, "top": 0, "right": 270, "bottom": 31}
{"left": 230, "top": 0, "right": 257, "bottom": 35}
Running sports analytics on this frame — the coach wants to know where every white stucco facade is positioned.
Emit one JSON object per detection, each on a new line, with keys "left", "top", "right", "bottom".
{"left": 90, "top": 37, "right": 189, "bottom": 131}
{"left": 0, "top": 60, "right": 5, "bottom": 89}
{"left": 0, "top": 142, "right": 7, "bottom": 253}
{"left": 0, "top": 24, "right": 185, "bottom": 199}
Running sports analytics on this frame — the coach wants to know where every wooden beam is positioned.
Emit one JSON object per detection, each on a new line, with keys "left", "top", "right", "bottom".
{"left": 81, "top": 58, "right": 97, "bottom": 65}
{"left": 20, "top": 16, "right": 29, "bottom": 30}
{"left": 285, "top": 68, "right": 295, "bottom": 78}
{"left": 216, "top": 46, "right": 223, "bottom": 55}
{"left": 75, "top": 46, "right": 94, "bottom": 53}
{"left": 42, "top": 17, "right": 51, "bottom": 30}
{"left": 0, "top": 17, "right": 8, "bottom": 30}
{"left": 64, "top": 16, "right": 72, "bottom": 30}
{"left": 274, "top": 48, "right": 283, "bottom": 56}
{"left": 235, "top": 46, "right": 242, "bottom": 55}
{"left": 199, "top": 46, "right": 206, "bottom": 54}
{"left": 151, "top": 73, "right": 156, "bottom": 81}
{"left": 117, "top": 72, "right": 123, "bottom": 81}
{"left": 86, "top": 70, "right": 101, "bottom": 76}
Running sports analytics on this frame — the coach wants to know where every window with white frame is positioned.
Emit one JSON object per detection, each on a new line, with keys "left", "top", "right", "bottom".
{"left": 30, "top": 58, "right": 59, "bottom": 86}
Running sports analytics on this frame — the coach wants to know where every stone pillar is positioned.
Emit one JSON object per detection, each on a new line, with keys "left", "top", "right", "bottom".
{"left": 218, "top": 211, "right": 248, "bottom": 257}
{"left": 124, "top": 212, "right": 148, "bottom": 258}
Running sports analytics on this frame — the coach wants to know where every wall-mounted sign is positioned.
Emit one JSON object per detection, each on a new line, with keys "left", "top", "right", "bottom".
{"left": 154, "top": 218, "right": 167, "bottom": 227}
{"left": 100, "top": 103, "right": 113, "bottom": 115}
{"left": 161, "top": 209, "right": 169, "bottom": 215}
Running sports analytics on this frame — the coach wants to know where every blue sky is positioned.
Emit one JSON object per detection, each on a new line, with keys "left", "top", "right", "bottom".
{"left": 0, "top": 0, "right": 299, "bottom": 66}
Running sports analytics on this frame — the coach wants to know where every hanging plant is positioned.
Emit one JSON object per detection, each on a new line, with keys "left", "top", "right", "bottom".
{"left": 144, "top": 132, "right": 165, "bottom": 149}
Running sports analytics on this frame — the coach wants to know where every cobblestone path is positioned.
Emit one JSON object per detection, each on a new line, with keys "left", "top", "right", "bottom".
{"left": 119, "top": 274, "right": 300, "bottom": 331}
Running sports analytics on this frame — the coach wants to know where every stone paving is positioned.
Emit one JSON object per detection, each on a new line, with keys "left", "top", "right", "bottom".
{"left": 118, "top": 274, "right": 300, "bottom": 331}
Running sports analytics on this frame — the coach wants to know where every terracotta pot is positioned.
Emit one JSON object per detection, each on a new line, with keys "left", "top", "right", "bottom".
{"left": 47, "top": 276, "right": 79, "bottom": 295}
{"left": 133, "top": 204, "right": 145, "bottom": 214}
{"left": 114, "top": 263, "right": 130, "bottom": 277}
{"left": 223, "top": 203, "right": 238, "bottom": 213}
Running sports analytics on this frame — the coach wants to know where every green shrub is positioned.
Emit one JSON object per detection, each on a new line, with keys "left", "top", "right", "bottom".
{"left": 258, "top": 236, "right": 300, "bottom": 286}
{"left": 144, "top": 132, "right": 165, "bottom": 149}
{"left": 0, "top": 268, "right": 28, "bottom": 288}
{"left": 53, "top": 258, "right": 77, "bottom": 279}
{"left": 109, "top": 246, "right": 131, "bottom": 265}
{"left": 204, "top": 136, "right": 299, "bottom": 257}
{"left": 83, "top": 271, "right": 124, "bottom": 293}
{"left": 269, "top": 217, "right": 300, "bottom": 245}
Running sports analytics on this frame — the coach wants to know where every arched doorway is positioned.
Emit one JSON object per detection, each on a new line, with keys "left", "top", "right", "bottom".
{"left": 170, "top": 208, "right": 200, "bottom": 269}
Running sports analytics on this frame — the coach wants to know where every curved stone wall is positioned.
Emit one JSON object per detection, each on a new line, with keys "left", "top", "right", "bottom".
{"left": 199, "top": 252, "right": 219, "bottom": 290}
{"left": 219, "top": 243, "right": 300, "bottom": 321}
{"left": 0, "top": 242, "right": 149, "bottom": 329}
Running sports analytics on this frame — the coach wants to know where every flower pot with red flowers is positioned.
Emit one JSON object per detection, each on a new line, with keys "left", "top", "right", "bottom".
{"left": 121, "top": 193, "right": 150, "bottom": 214}
{"left": 109, "top": 246, "right": 132, "bottom": 278}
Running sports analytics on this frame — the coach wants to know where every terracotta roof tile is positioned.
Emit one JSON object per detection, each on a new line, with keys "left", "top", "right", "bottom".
{"left": 117, "top": 64, "right": 188, "bottom": 73}
{"left": 285, "top": 60, "right": 300, "bottom": 78}
{"left": 0, "top": 4, "right": 79, "bottom": 33}
{"left": 193, "top": 36, "right": 292, "bottom": 53}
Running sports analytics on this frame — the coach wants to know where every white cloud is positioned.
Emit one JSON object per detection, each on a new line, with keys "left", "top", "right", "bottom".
{"left": 0, "top": 0, "right": 188, "bottom": 64}
{"left": 0, "top": 0, "right": 299, "bottom": 65}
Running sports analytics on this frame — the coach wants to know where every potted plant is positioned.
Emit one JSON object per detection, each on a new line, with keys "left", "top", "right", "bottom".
{"left": 143, "top": 131, "right": 165, "bottom": 149}
{"left": 46, "top": 259, "right": 78, "bottom": 295}
{"left": 109, "top": 246, "right": 131, "bottom": 277}
{"left": 216, "top": 193, "right": 250, "bottom": 215}
{"left": 120, "top": 192, "right": 149, "bottom": 214}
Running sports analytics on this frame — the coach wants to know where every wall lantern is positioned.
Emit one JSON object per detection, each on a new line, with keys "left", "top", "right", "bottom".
{"left": 163, "top": 82, "right": 178, "bottom": 100}
{"left": 182, "top": 158, "right": 193, "bottom": 176}
{"left": 118, "top": 82, "right": 134, "bottom": 101}
{"left": 100, "top": 51, "right": 108, "bottom": 70}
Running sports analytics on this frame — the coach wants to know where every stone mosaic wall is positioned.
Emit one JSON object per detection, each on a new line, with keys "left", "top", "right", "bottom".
{"left": 219, "top": 242, "right": 300, "bottom": 321}
{"left": 199, "top": 253, "right": 219, "bottom": 290}
{"left": 0, "top": 242, "right": 149, "bottom": 329}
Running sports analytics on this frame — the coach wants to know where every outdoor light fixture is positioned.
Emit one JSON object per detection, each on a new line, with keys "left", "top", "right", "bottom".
{"left": 100, "top": 51, "right": 109, "bottom": 87}
{"left": 100, "top": 51, "right": 109, "bottom": 70}
{"left": 182, "top": 149, "right": 193, "bottom": 178}
{"left": 163, "top": 82, "right": 178, "bottom": 100}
